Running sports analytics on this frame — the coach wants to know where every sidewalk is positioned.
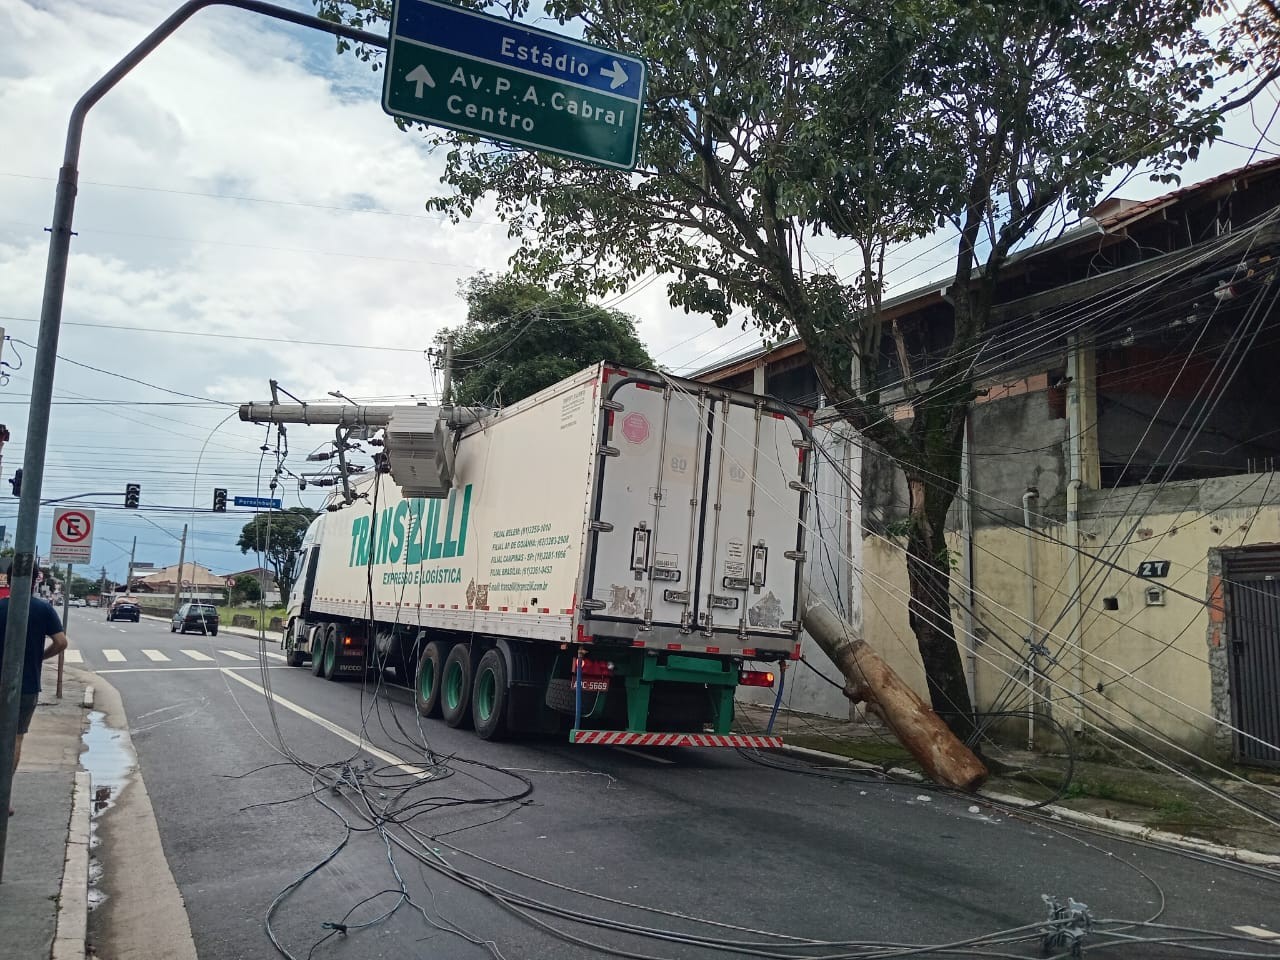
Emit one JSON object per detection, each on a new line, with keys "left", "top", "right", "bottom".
{"left": 0, "top": 662, "right": 92, "bottom": 960}
{"left": 737, "top": 701, "right": 1280, "bottom": 861}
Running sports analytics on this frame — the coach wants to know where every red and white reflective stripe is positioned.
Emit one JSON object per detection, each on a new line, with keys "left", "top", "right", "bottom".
{"left": 570, "top": 731, "right": 782, "bottom": 748}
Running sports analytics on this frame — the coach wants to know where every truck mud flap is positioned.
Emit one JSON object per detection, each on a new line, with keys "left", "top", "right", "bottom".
{"left": 569, "top": 730, "right": 782, "bottom": 748}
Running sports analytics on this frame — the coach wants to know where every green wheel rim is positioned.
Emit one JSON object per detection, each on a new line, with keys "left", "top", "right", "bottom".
{"left": 445, "top": 660, "right": 464, "bottom": 711}
{"left": 476, "top": 667, "right": 496, "bottom": 722}
{"left": 419, "top": 657, "right": 435, "bottom": 702}
{"left": 325, "top": 638, "right": 337, "bottom": 673}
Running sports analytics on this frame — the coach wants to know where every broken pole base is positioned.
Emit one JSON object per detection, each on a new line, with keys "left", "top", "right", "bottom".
{"left": 802, "top": 600, "right": 988, "bottom": 792}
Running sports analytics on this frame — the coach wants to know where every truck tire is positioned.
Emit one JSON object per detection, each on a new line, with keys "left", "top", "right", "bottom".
{"left": 415, "top": 641, "right": 447, "bottom": 718}
{"left": 311, "top": 626, "right": 328, "bottom": 677}
{"left": 321, "top": 624, "right": 342, "bottom": 681}
{"left": 472, "top": 649, "right": 509, "bottom": 740}
{"left": 285, "top": 621, "right": 306, "bottom": 668}
{"left": 441, "top": 644, "right": 473, "bottom": 729}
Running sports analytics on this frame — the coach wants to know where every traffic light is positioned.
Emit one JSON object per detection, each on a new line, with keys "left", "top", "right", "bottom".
{"left": 7, "top": 468, "right": 21, "bottom": 497}
{"left": 213, "top": 488, "right": 227, "bottom": 512}
{"left": 124, "top": 483, "right": 141, "bottom": 509}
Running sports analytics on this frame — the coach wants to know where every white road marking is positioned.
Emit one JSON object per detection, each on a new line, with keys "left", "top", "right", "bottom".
{"left": 142, "top": 649, "right": 170, "bottom": 662}
{"left": 222, "top": 670, "right": 430, "bottom": 777}
{"left": 97, "top": 666, "right": 259, "bottom": 674}
{"left": 64, "top": 650, "right": 84, "bottom": 664}
{"left": 181, "top": 650, "right": 215, "bottom": 662}
{"left": 217, "top": 650, "right": 256, "bottom": 661}
{"left": 1235, "top": 927, "right": 1280, "bottom": 940}
{"left": 262, "top": 651, "right": 286, "bottom": 662}
{"left": 103, "top": 649, "right": 126, "bottom": 663}
{"left": 612, "top": 747, "right": 675, "bottom": 764}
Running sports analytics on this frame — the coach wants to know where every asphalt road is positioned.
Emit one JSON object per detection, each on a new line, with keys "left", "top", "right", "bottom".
{"left": 67, "top": 612, "right": 1280, "bottom": 960}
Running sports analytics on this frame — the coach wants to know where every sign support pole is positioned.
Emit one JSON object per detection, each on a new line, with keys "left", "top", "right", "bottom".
{"left": 0, "top": 0, "right": 388, "bottom": 881}
{"left": 57, "top": 565, "right": 71, "bottom": 700}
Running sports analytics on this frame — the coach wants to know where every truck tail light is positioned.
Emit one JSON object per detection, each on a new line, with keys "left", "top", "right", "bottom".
{"left": 343, "top": 636, "right": 353, "bottom": 647}
{"left": 739, "top": 670, "right": 775, "bottom": 688}
{"left": 575, "top": 658, "right": 613, "bottom": 678}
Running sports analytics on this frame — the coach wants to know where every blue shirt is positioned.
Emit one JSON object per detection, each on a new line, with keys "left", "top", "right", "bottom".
{"left": 0, "top": 598, "right": 65, "bottom": 695}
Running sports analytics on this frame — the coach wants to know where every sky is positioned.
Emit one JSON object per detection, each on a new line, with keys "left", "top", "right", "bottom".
{"left": 0, "top": 0, "right": 1276, "bottom": 584}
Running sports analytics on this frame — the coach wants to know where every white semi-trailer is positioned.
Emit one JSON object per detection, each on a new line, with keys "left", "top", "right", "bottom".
{"left": 240, "top": 363, "right": 811, "bottom": 746}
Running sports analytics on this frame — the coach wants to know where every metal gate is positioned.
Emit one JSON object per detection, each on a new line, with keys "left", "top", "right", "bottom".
{"left": 1225, "top": 549, "right": 1280, "bottom": 768}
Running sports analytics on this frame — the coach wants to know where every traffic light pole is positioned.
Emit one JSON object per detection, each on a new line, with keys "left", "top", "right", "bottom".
{"left": 0, "top": 0, "right": 388, "bottom": 881}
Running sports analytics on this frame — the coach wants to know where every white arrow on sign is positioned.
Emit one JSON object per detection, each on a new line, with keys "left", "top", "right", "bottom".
{"left": 406, "top": 64, "right": 436, "bottom": 98}
{"left": 599, "top": 60, "right": 628, "bottom": 90}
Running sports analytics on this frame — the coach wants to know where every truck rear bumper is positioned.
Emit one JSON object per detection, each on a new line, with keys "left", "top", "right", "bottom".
{"left": 569, "top": 730, "right": 781, "bottom": 748}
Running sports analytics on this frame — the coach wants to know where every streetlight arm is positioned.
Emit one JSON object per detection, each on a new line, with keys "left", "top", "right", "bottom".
{"left": 0, "top": 0, "right": 389, "bottom": 882}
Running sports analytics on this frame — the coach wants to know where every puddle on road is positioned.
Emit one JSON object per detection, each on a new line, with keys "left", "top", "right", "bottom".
{"left": 81, "top": 710, "right": 136, "bottom": 912}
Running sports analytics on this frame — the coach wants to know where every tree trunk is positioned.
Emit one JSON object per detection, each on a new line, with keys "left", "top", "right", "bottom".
{"left": 903, "top": 473, "right": 976, "bottom": 740}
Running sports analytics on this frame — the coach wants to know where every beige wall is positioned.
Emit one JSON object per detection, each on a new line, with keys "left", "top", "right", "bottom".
{"left": 860, "top": 479, "right": 1280, "bottom": 756}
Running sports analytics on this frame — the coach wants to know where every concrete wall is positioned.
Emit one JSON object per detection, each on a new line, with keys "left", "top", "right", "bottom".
{"left": 861, "top": 469, "right": 1280, "bottom": 757}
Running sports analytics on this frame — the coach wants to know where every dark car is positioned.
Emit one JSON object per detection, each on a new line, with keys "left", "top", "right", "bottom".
{"left": 107, "top": 599, "right": 141, "bottom": 622}
{"left": 171, "top": 602, "right": 219, "bottom": 636}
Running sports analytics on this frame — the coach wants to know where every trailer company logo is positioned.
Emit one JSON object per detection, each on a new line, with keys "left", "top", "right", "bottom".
{"left": 348, "top": 485, "right": 473, "bottom": 584}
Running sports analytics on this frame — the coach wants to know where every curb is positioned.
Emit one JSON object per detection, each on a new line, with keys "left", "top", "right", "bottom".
{"left": 51, "top": 770, "right": 91, "bottom": 960}
{"left": 82, "top": 685, "right": 94, "bottom": 710}
{"left": 778, "top": 743, "right": 1280, "bottom": 868}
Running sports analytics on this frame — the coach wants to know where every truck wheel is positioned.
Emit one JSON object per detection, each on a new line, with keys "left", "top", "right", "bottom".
{"left": 415, "top": 641, "right": 446, "bottom": 718}
{"left": 441, "top": 644, "right": 473, "bottom": 729}
{"left": 322, "top": 624, "right": 342, "bottom": 681}
{"left": 310, "top": 626, "right": 328, "bottom": 677}
{"left": 285, "top": 622, "right": 306, "bottom": 668}
{"left": 472, "top": 649, "right": 509, "bottom": 740}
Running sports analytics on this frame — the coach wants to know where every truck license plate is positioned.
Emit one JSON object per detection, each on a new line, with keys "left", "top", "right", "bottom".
{"left": 573, "top": 679, "right": 609, "bottom": 693}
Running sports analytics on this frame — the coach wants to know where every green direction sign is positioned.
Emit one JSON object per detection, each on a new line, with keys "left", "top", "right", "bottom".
{"left": 382, "top": 0, "right": 646, "bottom": 170}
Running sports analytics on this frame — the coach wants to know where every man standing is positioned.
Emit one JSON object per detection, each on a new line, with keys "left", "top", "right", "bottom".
{"left": 0, "top": 566, "right": 68, "bottom": 815}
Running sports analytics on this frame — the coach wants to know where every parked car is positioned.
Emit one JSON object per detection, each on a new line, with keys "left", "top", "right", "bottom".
{"left": 107, "top": 599, "right": 141, "bottom": 622}
{"left": 69, "top": 598, "right": 86, "bottom": 608}
{"left": 171, "top": 602, "right": 219, "bottom": 636}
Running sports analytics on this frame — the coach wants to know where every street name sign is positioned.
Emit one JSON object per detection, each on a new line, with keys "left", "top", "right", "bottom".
{"left": 382, "top": 0, "right": 647, "bottom": 170}
{"left": 50, "top": 507, "right": 95, "bottom": 564}
{"left": 233, "top": 496, "right": 283, "bottom": 509}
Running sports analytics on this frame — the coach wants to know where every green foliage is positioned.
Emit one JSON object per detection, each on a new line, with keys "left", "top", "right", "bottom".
{"left": 230, "top": 574, "right": 263, "bottom": 606}
{"left": 441, "top": 273, "right": 653, "bottom": 406}
{"left": 318, "top": 0, "right": 1253, "bottom": 723}
{"left": 236, "top": 508, "right": 317, "bottom": 602}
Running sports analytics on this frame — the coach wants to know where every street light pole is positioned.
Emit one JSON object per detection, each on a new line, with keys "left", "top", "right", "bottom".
{"left": 0, "top": 0, "right": 388, "bottom": 882}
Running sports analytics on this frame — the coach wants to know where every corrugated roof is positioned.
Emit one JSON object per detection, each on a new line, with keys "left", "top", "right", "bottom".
{"left": 690, "top": 157, "right": 1280, "bottom": 380}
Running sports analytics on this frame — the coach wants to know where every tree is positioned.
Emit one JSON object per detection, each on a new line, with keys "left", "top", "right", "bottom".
{"left": 230, "top": 575, "right": 263, "bottom": 606}
{"left": 320, "top": 0, "right": 1263, "bottom": 734}
{"left": 440, "top": 272, "right": 653, "bottom": 406}
{"left": 236, "top": 508, "right": 317, "bottom": 603}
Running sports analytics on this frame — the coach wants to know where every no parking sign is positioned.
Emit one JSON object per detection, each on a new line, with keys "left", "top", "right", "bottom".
{"left": 50, "top": 507, "right": 95, "bottom": 564}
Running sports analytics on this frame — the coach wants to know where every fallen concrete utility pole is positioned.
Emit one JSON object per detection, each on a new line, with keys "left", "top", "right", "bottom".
{"left": 802, "top": 599, "right": 988, "bottom": 792}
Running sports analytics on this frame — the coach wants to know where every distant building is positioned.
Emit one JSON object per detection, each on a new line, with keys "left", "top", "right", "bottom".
{"left": 133, "top": 562, "right": 228, "bottom": 602}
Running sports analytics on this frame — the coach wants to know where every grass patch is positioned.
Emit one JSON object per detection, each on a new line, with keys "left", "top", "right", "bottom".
{"left": 219, "top": 605, "right": 287, "bottom": 632}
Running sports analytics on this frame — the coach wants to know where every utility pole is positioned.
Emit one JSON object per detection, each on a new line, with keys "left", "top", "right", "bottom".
{"left": 172, "top": 524, "right": 187, "bottom": 616}
{"left": 440, "top": 334, "right": 454, "bottom": 406}
{"left": 125, "top": 537, "right": 136, "bottom": 598}
{"left": 99, "top": 566, "right": 108, "bottom": 607}
{"left": 0, "top": 0, "right": 388, "bottom": 883}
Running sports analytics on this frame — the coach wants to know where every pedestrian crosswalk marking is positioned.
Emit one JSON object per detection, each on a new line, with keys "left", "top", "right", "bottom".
{"left": 65, "top": 650, "right": 84, "bottom": 664}
{"left": 181, "top": 650, "right": 215, "bottom": 662}
{"left": 103, "top": 649, "right": 125, "bottom": 663}
{"left": 218, "top": 649, "right": 256, "bottom": 661}
{"left": 142, "top": 649, "right": 170, "bottom": 662}
{"left": 262, "top": 651, "right": 286, "bottom": 662}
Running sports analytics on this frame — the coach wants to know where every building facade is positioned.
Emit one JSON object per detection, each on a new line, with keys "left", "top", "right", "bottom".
{"left": 698, "top": 159, "right": 1280, "bottom": 765}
